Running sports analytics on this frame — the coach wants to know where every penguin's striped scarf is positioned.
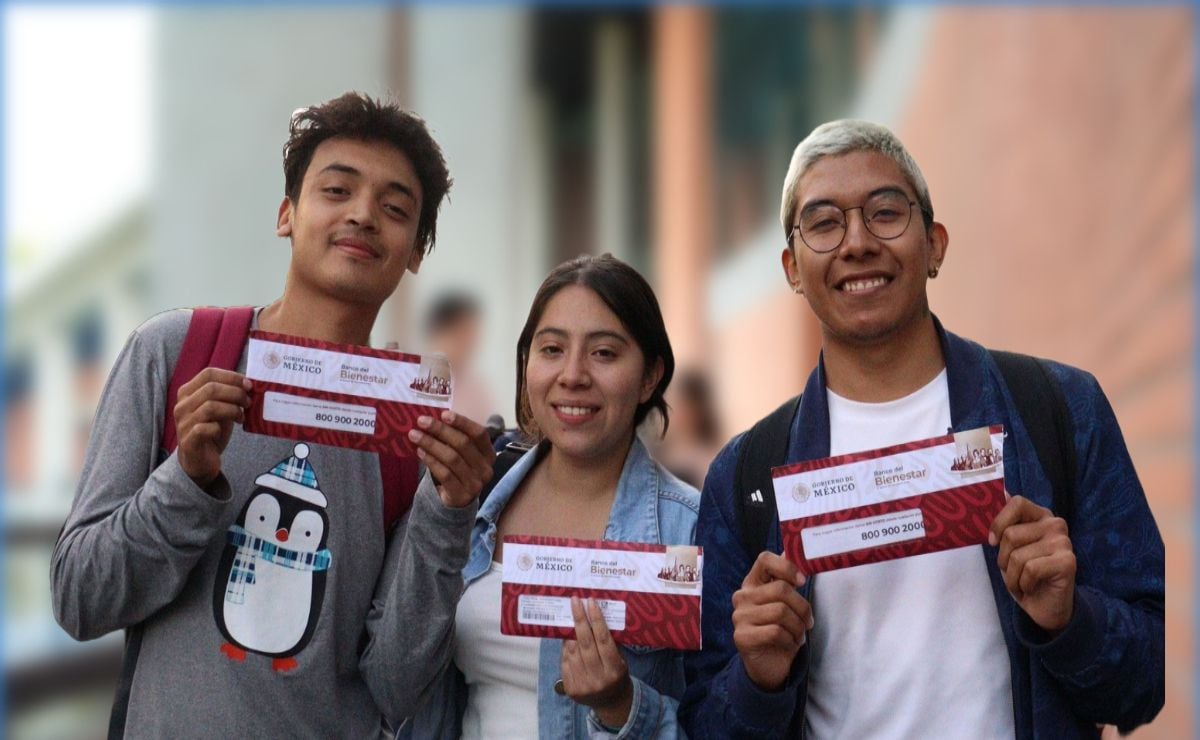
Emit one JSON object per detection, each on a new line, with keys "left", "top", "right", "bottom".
{"left": 224, "top": 525, "right": 332, "bottom": 605}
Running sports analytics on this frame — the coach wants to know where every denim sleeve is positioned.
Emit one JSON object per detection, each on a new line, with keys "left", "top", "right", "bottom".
{"left": 1020, "top": 366, "right": 1165, "bottom": 732}
{"left": 586, "top": 674, "right": 686, "bottom": 739}
{"left": 678, "top": 436, "right": 802, "bottom": 739}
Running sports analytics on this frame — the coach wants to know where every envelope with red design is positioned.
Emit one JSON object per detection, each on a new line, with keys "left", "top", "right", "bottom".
{"left": 772, "top": 425, "right": 1007, "bottom": 574}
{"left": 243, "top": 330, "right": 452, "bottom": 456}
{"left": 500, "top": 535, "right": 703, "bottom": 650}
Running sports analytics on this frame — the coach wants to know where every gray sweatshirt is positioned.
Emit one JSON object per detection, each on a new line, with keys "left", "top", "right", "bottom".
{"left": 51, "top": 308, "right": 475, "bottom": 738}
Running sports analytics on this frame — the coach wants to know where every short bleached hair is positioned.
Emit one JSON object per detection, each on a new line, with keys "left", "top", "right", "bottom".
{"left": 779, "top": 119, "right": 934, "bottom": 240}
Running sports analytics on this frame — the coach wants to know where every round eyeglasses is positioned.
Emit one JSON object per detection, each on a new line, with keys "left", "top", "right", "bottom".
{"left": 791, "top": 192, "right": 919, "bottom": 253}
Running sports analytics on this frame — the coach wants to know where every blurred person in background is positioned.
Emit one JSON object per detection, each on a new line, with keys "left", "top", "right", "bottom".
{"left": 424, "top": 290, "right": 498, "bottom": 425}
{"left": 681, "top": 120, "right": 1164, "bottom": 738}
{"left": 403, "top": 254, "right": 697, "bottom": 738}
{"left": 656, "top": 369, "right": 723, "bottom": 489}
{"left": 50, "top": 92, "right": 495, "bottom": 737}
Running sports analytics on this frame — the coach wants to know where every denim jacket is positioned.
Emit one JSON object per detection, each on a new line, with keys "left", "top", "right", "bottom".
{"left": 401, "top": 436, "right": 699, "bottom": 739}
{"left": 679, "top": 319, "right": 1164, "bottom": 739}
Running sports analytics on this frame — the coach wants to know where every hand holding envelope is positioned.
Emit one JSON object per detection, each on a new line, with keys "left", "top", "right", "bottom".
{"left": 174, "top": 367, "right": 253, "bottom": 489}
{"left": 407, "top": 410, "right": 495, "bottom": 508}
{"left": 989, "top": 495, "right": 1077, "bottom": 632}
{"left": 732, "top": 552, "right": 813, "bottom": 692}
{"left": 561, "top": 597, "right": 634, "bottom": 729}
{"left": 241, "top": 331, "right": 495, "bottom": 508}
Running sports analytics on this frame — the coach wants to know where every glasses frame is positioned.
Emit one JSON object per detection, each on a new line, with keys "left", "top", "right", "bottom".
{"left": 791, "top": 199, "right": 920, "bottom": 254}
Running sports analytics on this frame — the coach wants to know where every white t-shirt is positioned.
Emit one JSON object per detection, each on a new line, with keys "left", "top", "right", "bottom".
{"left": 804, "top": 369, "right": 1015, "bottom": 739}
{"left": 454, "top": 563, "right": 540, "bottom": 739}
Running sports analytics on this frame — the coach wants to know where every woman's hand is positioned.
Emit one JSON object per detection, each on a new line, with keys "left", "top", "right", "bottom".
{"left": 560, "top": 597, "right": 633, "bottom": 731}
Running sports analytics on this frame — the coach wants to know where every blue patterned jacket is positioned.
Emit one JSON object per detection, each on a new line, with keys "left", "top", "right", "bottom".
{"left": 679, "top": 321, "right": 1164, "bottom": 739}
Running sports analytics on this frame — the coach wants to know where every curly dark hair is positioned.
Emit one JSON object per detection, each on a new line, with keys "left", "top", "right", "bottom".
{"left": 282, "top": 92, "right": 452, "bottom": 257}
{"left": 515, "top": 253, "right": 675, "bottom": 439}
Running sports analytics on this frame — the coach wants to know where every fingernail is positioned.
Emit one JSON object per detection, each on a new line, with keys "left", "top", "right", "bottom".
{"left": 417, "top": 415, "right": 433, "bottom": 429}
{"left": 988, "top": 532, "right": 997, "bottom": 546}
{"left": 441, "top": 410, "right": 456, "bottom": 424}
{"left": 416, "top": 448, "right": 426, "bottom": 460}
{"left": 408, "top": 429, "right": 424, "bottom": 442}
{"left": 242, "top": 379, "right": 253, "bottom": 391}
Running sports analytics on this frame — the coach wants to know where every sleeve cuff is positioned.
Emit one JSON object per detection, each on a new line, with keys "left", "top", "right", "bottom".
{"left": 722, "top": 654, "right": 803, "bottom": 733}
{"left": 586, "top": 712, "right": 623, "bottom": 738}
{"left": 1018, "top": 586, "right": 1106, "bottom": 677}
{"left": 150, "top": 453, "right": 240, "bottom": 534}
{"left": 586, "top": 676, "right": 661, "bottom": 739}
{"left": 413, "top": 471, "right": 480, "bottom": 526}
{"left": 405, "top": 472, "right": 477, "bottom": 571}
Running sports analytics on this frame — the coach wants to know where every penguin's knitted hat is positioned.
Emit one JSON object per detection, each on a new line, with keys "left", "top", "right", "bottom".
{"left": 255, "top": 443, "right": 327, "bottom": 508}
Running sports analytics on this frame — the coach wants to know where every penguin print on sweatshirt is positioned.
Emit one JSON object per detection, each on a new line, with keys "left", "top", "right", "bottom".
{"left": 213, "top": 443, "right": 332, "bottom": 673}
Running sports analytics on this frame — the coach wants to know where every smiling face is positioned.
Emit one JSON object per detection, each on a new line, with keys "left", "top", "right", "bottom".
{"left": 276, "top": 136, "right": 424, "bottom": 309}
{"left": 782, "top": 149, "right": 948, "bottom": 350}
{"left": 524, "top": 284, "right": 663, "bottom": 466}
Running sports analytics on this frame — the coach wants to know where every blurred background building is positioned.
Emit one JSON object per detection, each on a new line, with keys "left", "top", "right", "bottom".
{"left": 4, "top": 4, "right": 1192, "bottom": 738}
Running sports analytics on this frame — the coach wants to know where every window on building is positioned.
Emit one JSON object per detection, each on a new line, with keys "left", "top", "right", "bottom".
{"left": 713, "top": 7, "right": 888, "bottom": 254}
{"left": 531, "top": 9, "right": 653, "bottom": 272}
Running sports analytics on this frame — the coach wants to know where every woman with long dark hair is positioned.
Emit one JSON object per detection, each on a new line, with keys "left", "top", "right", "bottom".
{"left": 405, "top": 254, "right": 697, "bottom": 738}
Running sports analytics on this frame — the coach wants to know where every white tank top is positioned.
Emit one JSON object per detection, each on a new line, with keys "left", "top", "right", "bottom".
{"left": 454, "top": 562, "right": 541, "bottom": 739}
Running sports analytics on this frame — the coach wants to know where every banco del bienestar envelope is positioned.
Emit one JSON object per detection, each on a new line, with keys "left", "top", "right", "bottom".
{"left": 501, "top": 535, "right": 703, "bottom": 650}
{"left": 243, "top": 331, "right": 452, "bottom": 456}
{"left": 772, "top": 425, "right": 1007, "bottom": 574}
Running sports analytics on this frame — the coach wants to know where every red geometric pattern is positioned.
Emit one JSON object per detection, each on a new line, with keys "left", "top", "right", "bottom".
{"left": 500, "top": 583, "right": 701, "bottom": 651}
{"left": 500, "top": 535, "right": 702, "bottom": 650}
{"left": 244, "top": 379, "right": 442, "bottom": 457}
{"left": 781, "top": 480, "right": 1005, "bottom": 575}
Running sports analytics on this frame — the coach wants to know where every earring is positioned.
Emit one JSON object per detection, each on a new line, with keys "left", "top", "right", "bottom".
{"left": 790, "top": 282, "right": 803, "bottom": 295}
{"left": 928, "top": 265, "right": 940, "bottom": 279}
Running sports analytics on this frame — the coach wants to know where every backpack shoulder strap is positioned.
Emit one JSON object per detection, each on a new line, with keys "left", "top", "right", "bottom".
{"left": 734, "top": 394, "right": 802, "bottom": 557}
{"left": 161, "top": 307, "right": 254, "bottom": 454}
{"left": 989, "top": 349, "right": 1077, "bottom": 521}
{"left": 210, "top": 306, "right": 255, "bottom": 370}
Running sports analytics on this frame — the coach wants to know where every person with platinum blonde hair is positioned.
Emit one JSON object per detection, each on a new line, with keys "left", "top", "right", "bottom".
{"left": 779, "top": 119, "right": 935, "bottom": 242}
{"left": 681, "top": 120, "right": 1163, "bottom": 739}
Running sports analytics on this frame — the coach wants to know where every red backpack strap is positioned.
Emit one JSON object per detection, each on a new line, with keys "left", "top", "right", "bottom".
{"left": 210, "top": 306, "right": 255, "bottom": 373}
{"left": 380, "top": 454, "right": 421, "bottom": 533}
{"left": 161, "top": 307, "right": 255, "bottom": 454}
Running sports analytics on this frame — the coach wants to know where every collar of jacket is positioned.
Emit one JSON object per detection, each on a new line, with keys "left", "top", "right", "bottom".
{"left": 476, "top": 435, "right": 662, "bottom": 544}
{"left": 789, "top": 314, "right": 1000, "bottom": 464}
